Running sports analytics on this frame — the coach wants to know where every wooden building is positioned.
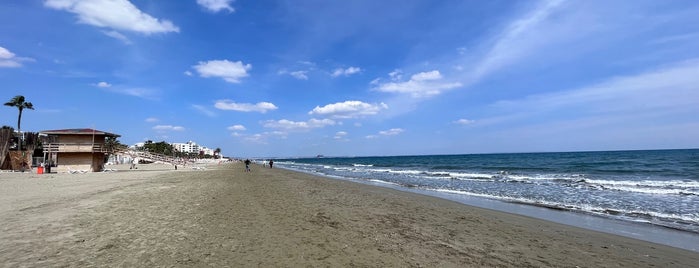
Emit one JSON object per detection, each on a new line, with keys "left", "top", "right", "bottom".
{"left": 40, "top": 128, "right": 120, "bottom": 173}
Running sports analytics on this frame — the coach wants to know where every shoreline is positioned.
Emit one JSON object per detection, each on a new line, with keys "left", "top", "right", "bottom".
{"left": 1, "top": 162, "right": 697, "bottom": 266}
{"left": 291, "top": 167, "right": 699, "bottom": 252}
{"left": 274, "top": 161, "right": 699, "bottom": 252}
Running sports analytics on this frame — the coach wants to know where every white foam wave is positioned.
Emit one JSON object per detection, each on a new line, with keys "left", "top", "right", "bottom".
{"left": 600, "top": 185, "right": 699, "bottom": 196}
{"left": 432, "top": 189, "right": 699, "bottom": 225}
{"left": 585, "top": 179, "right": 699, "bottom": 188}
{"left": 367, "top": 179, "right": 401, "bottom": 186}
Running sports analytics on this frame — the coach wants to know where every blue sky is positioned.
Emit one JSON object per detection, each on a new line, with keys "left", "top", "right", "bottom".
{"left": 1, "top": 0, "right": 698, "bottom": 157}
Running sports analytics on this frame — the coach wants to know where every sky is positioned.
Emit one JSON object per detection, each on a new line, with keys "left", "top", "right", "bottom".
{"left": 1, "top": 0, "right": 698, "bottom": 158}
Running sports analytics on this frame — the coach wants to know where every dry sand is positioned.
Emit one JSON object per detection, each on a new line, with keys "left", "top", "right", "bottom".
{"left": 1, "top": 162, "right": 697, "bottom": 267}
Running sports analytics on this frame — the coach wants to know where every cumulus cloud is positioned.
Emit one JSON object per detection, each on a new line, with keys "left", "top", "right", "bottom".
{"left": 309, "top": 100, "right": 388, "bottom": 119}
{"left": 0, "top": 46, "right": 33, "bottom": 68}
{"left": 366, "top": 128, "right": 405, "bottom": 139}
{"left": 379, "top": 128, "right": 405, "bottom": 136}
{"left": 197, "top": 0, "right": 235, "bottom": 13}
{"left": 278, "top": 69, "right": 310, "bottom": 80}
{"left": 193, "top": 60, "right": 251, "bottom": 83}
{"left": 153, "top": 125, "right": 185, "bottom": 131}
{"left": 95, "top": 81, "right": 112, "bottom": 88}
{"left": 262, "top": 118, "right": 336, "bottom": 131}
{"left": 331, "top": 66, "right": 361, "bottom": 77}
{"left": 454, "top": 119, "right": 475, "bottom": 125}
{"left": 214, "top": 99, "right": 277, "bottom": 113}
{"left": 373, "top": 70, "right": 461, "bottom": 98}
{"left": 44, "top": 0, "right": 179, "bottom": 34}
{"left": 289, "top": 71, "right": 309, "bottom": 80}
{"left": 228, "top": 124, "right": 246, "bottom": 131}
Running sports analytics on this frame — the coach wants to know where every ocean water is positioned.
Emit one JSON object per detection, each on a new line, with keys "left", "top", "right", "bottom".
{"left": 275, "top": 149, "right": 699, "bottom": 234}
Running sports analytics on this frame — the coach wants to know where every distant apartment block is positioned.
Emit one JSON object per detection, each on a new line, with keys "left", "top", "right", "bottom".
{"left": 172, "top": 141, "right": 215, "bottom": 156}
{"left": 131, "top": 140, "right": 216, "bottom": 156}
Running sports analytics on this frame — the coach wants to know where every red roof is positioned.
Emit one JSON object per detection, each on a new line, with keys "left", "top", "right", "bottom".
{"left": 40, "top": 128, "right": 120, "bottom": 137}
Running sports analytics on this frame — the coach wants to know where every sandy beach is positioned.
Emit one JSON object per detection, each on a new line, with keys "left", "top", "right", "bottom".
{"left": 1, "top": 162, "right": 697, "bottom": 267}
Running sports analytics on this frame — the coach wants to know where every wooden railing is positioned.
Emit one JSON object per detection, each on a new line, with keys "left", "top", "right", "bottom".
{"left": 42, "top": 143, "right": 115, "bottom": 153}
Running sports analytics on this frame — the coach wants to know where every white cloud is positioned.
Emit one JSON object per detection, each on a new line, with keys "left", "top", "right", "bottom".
{"left": 193, "top": 60, "right": 251, "bottom": 83}
{"left": 237, "top": 131, "right": 288, "bottom": 144}
{"left": 214, "top": 99, "right": 278, "bottom": 113}
{"left": 104, "top": 87, "right": 158, "bottom": 99}
{"left": 379, "top": 128, "right": 405, "bottom": 136}
{"left": 0, "top": 47, "right": 14, "bottom": 59}
{"left": 44, "top": 0, "right": 179, "bottom": 34}
{"left": 454, "top": 119, "right": 475, "bottom": 125}
{"left": 197, "top": 0, "right": 235, "bottom": 13}
{"left": 145, "top": 117, "right": 159, "bottom": 123}
{"left": 191, "top": 104, "right": 217, "bottom": 117}
{"left": 290, "top": 70, "right": 308, "bottom": 80}
{"left": 121, "top": 88, "right": 155, "bottom": 98}
{"left": 102, "top": 30, "right": 132, "bottom": 44}
{"left": 278, "top": 69, "right": 310, "bottom": 80}
{"left": 184, "top": 71, "right": 193, "bottom": 76}
{"left": 373, "top": 70, "right": 462, "bottom": 98}
{"left": 0, "top": 46, "right": 33, "bottom": 68}
{"left": 388, "top": 69, "right": 403, "bottom": 80}
{"left": 364, "top": 128, "right": 404, "bottom": 139}
{"left": 331, "top": 66, "right": 361, "bottom": 77}
{"left": 243, "top": 133, "right": 265, "bottom": 143}
{"left": 263, "top": 118, "right": 336, "bottom": 131}
{"left": 95, "top": 81, "right": 111, "bottom": 88}
{"left": 465, "top": 0, "right": 569, "bottom": 83}
{"left": 309, "top": 100, "right": 388, "bottom": 119}
{"left": 228, "top": 125, "right": 246, "bottom": 131}
{"left": 153, "top": 125, "right": 185, "bottom": 131}
{"left": 334, "top": 131, "right": 348, "bottom": 140}
{"left": 483, "top": 59, "right": 699, "bottom": 127}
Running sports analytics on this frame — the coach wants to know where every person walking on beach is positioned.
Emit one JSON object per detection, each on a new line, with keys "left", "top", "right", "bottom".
{"left": 269, "top": 160, "right": 273, "bottom": 168}
{"left": 244, "top": 159, "right": 251, "bottom": 172}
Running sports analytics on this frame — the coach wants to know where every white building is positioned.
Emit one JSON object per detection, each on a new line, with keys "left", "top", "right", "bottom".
{"left": 172, "top": 141, "right": 217, "bottom": 157}
{"left": 130, "top": 140, "right": 219, "bottom": 157}
{"left": 172, "top": 141, "right": 200, "bottom": 154}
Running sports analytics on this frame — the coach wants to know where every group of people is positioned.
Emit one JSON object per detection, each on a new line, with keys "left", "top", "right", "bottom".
{"left": 243, "top": 159, "right": 274, "bottom": 172}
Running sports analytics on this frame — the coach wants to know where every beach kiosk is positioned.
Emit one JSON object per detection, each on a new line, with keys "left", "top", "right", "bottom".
{"left": 39, "top": 128, "right": 120, "bottom": 173}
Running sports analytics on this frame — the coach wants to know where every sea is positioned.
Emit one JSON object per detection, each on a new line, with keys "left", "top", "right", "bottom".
{"left": 273, "top": 149, "right": 699, "bottom": 251}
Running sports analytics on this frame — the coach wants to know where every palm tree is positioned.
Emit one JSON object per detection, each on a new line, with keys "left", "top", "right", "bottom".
{"left": 4, "top": 95, "right": 34, "bottom": 151}
{"left": 214, "top": 147, "right": 221, "bottom": 159}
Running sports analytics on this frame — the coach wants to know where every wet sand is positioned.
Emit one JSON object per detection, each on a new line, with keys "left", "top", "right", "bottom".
{"left": 1, "top": 162, "right": 697, "bottom": 267}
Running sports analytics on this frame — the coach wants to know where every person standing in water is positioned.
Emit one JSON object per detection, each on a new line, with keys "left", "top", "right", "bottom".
{"left": 269, "top": 160, "right": 273, "bottom": 168}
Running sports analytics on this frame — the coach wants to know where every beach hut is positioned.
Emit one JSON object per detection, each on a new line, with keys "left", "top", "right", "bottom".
{"left": 39, "top": 128, "right": 120, "bottom": 173}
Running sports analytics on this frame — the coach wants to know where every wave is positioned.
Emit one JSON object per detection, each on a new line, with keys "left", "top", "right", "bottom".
{"left": 432, "top": 188, "right": 699, "bottom": 233}
{"left": 584, "top": 179, "right": 699, "bottom": 188}
{"left": 282, "top": 162, "right": 699, "bottom": 196}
